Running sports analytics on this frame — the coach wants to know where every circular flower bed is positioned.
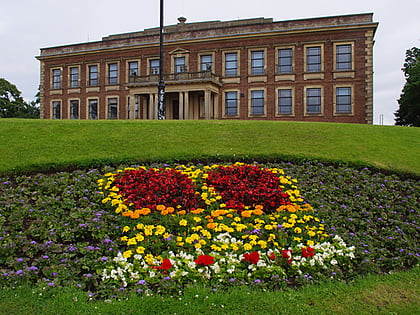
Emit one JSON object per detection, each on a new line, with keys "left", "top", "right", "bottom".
{"left": 99, "top": 163, "right": 355, "bottom": 293}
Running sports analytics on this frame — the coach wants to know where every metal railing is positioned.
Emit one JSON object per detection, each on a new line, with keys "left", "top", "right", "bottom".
{"left": 128, "top": 70, "right": 220, "bottom": 84}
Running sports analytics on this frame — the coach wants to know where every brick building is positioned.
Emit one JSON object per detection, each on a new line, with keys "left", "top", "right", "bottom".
{"left": 37, "top": 13, "right": 378, "bottom": 123}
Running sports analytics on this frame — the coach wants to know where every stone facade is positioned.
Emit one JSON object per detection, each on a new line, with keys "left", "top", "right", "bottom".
{"left": 37, "top": 13, "right": 378, "bottom": 123}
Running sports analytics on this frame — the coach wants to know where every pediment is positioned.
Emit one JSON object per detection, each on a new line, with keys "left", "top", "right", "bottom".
{"left": 169, "top": 47, "right": 190, "bottom": 55}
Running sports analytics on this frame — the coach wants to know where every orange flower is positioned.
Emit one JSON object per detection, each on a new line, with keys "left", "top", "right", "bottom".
{"left": 191, "top": 208, "right": 204, "bottom": 214}
{"left": 122, "top": 210, "right": 133, "bottom": 217}
{"left": 207, "top": 222, "right": 217, "bottom": 229}
{"left": 156, "top": 204, "right": 166, "bottom": 211}
{"left": 140, "top": 208, "right": 151, "bottom": 215}
{"left": 177, "top": 210, "right": 186, "bottom": 215}
{"left": 241, "top": 210, "right": 253, "bottom": 218}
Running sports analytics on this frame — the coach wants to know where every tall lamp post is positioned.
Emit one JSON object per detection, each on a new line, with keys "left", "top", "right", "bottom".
{"left": 157, "top": 0, "right": 165, "bottom": 119}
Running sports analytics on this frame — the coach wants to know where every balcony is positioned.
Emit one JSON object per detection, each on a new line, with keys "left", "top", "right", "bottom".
{"left": 127, "top": 70, "right": 221, "bottom": 87}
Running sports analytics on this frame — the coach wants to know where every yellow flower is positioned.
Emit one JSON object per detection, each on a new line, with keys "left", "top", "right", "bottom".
{"left": 127, "top": 237, "right": 137, "bottom": 246}
{"left": 293, "top": 237, "right": 302, "bottom": 242}
{"left": 258, "top": 240, "right": 268, "bottom": 249}
{"left": 294, "top": 227, "right": 302, "bottom": 234}
{"left": 231, "top": 243, "right": 240, "bottom": 251}
{"left": 307, "top": 231, "right": 316, "bottom": 237}
{"left": 144, "top": 254, "right": 154, "bottom": 265}
{"left": 264, "top": 224, "right": 273, "bottom": 230}
{"left": 306, "top": 240, "right": 315, "bottom": 246}
{"left": 211, "top": 244, "right": 221, "bottom": 251}
{"left": 243, "top": 243, "right": 252, "bottom": 251}
{"left": 122, "top": 226, "right": 130, "bottom": 232}
{"left": 123, "top": 250, "right": 133, "bottom": 258}
{"left": 135, "top": 233, "right": 145, "bottom": 242}
{"left": 155, "top": 225, "right": 166, "bottom": 235}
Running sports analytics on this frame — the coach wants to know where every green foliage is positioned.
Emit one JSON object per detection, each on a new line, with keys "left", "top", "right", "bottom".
{"left": 395, "top": 47, "right": 420, "bottom": 126}
{"left": 0, "top": 79, "right": 39, "bottom": 119}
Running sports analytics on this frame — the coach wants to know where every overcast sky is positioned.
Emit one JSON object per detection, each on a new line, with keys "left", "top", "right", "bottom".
{"left": 1, "top": 0, "right": 419, "bottom": 125}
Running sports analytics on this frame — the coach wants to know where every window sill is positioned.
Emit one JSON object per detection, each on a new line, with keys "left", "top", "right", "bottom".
{"left": 275, "top": 74, "right": 295, "bottom": 81}
{"left": 49, "top": 89, "right": 63, "bottom": 95}
{"left": 303, "top": 72, "right": 324, "bottom": 80}
{"left": 333, "top": 71, "right": 355, "bottom": 79}
{"left": 247, "top": 75, "right": 267, "bottom": 83}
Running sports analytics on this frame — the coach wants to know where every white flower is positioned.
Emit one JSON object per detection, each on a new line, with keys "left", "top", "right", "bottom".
{"left": 330, "top": 259, "right": 338, "bottom": 265}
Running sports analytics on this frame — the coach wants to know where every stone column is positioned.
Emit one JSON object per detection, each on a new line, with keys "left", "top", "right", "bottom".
{"left": 179, "top": 91, "right": 184, "bottom": 120}
{"left": 214, "top": 92, "right": 219, "bottom": 119}
{"left": 204, "top": 90, "right": 211, "bottom": 120}
{"left": 184, "top": 91, "right": 189, "bottom": 119}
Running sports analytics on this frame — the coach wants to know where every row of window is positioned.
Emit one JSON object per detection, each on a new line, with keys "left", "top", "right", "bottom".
{"left": 51, "top": 86, "right": 353, "bottom": 119}
{"left": 52, "top": 98, "right": 118, "bottom": 120}
{"left": 50, "top": 43, "right": 354, "bottom": 89}
{"left": 224, "top": 86, "right": 353, "bottom": 116}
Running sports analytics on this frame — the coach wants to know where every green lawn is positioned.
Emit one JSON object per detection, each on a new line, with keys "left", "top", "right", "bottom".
{"left": 1, "top": 267, "right": 418, "bottom": 314}
{"left": 1, "top": 119, "right": 419, "bottom": 175}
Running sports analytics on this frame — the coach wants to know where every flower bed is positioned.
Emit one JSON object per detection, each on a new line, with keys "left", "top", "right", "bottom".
{"left": 0, "top": 161, "right": 417, "bottom": 298}
{"left": 99, "top": 163, "right": 355, "bottom": 292}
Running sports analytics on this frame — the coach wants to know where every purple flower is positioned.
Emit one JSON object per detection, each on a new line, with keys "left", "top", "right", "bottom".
{"left": 48, "top": 282, "right": 55, "bottom": 287}
{"left": 85, "top": 274, "right": 93, "bottom": 278}
{"left": 28, "top": 266, "right": 38, "bottom": 271}
{"left": 16, "top": 258, "right": 24, "bottom": 262}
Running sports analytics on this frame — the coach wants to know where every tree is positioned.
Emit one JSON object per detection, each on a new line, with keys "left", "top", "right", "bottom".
{"left": 395, "top": 47, "right": 420, "bottom": 126}
{"left": 0, "top": 78, "right": 39, "bottom": 118}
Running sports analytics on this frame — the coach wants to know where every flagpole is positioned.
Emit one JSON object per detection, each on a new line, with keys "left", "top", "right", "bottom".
{"left": 157, "top": 0, "right": 165, "bottom": 119}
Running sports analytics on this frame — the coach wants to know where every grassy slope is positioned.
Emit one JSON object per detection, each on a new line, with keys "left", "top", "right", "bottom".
{"left": 1, "top": 119, "right": 419, "bottom": 175}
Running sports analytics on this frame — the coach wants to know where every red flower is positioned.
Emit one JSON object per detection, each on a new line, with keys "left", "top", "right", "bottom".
{"left": 114, "top": 168, "right": 204, "bottom": 212}
{"left": 301, "top": 246, "right": 315, "bottom": 258}
{"left": 243, "top": 251, "right": 260, "bottom": 264}
{"left": 204, "top": 164, "right": 291, "bottom": 213}
{"left": 194, "top": 255, "right": 215, "bottom": 266}
{"left": 152, "top": 258, "right": 172, "bottom": 270}
{"left": 269, "top": 253, "right": 276, "bottom": 260}
{"left": 282, "top": 249, "right": 293, "bottom": 265}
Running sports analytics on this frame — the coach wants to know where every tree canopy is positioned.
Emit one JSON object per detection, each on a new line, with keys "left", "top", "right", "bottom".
{"left": 394, "top": 47, "right": 420, "bottom": 126}
{"left": 0, "top": 78, "right": 39, "bottom": 118}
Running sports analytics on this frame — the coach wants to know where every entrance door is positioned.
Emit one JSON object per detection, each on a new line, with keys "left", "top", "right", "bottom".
{"left": 172, "top": 100, "right": 179, "bottom": 119}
